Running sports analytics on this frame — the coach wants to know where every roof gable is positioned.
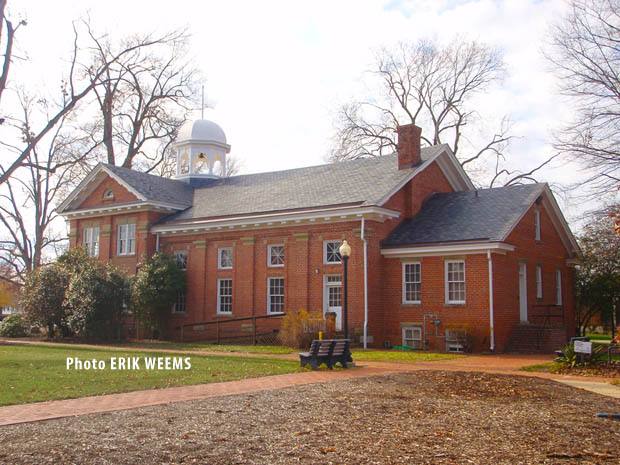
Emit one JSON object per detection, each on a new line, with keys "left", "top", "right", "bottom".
{"left": 59, "top": 164, "right": 194, "bottom": 213}
{"left": 382, "top": 184, "right": 547, "bottom": 246}
{"left": 382, "top": 183, "right": 580, "bottom": 257}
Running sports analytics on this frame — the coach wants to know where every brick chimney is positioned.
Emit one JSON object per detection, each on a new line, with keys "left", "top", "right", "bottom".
{"left": 397, "top": 124, "right": 422, "bottom": 170}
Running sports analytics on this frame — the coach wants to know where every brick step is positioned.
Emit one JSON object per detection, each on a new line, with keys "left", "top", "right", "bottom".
{"left": 505, "top": 324, "right": 568, "bottom": 353}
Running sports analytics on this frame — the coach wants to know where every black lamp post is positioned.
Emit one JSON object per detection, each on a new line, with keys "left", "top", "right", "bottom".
{"left": 339, "top": 240, "right": 351, "bottom": 340}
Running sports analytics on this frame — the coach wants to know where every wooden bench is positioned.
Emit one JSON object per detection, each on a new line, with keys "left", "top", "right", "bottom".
{"left": 298, "top": 339, "right": 352, "bottom": 370}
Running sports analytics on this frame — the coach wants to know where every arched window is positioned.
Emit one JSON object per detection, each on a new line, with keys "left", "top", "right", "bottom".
{"left": 102, "top": 189, "right": 114, "bottom": 200}
{"left": 194, "top": 153, "right": 208, "bottom": 173}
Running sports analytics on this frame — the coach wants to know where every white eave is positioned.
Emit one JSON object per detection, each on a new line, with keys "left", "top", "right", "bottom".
{"left": 152, "top": 205, "right": 401, "bottom": 235}
{"left": 381, "top": 242, "right": 516, "bottom": 257}
{"left": 61, "top": 200, "right": 188, "bottom": 219}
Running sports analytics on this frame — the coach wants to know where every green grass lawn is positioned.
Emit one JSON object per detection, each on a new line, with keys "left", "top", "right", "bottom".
{"left": 586, "top": 334, "right": 612, "bottom": 341}
{"left": 118, "top": 341, "right": 294, "bottom": 354}
{"left": 119, "top": 342, "right": 460, "bottom": 363}
{"left": 0, "top": 343, "right": 302, "bottom": 406}
{"left": 351, "top": 349, "right": 460, "bottom": 363}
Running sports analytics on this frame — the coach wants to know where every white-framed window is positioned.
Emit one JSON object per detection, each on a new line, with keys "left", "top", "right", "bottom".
{"left": 536, "top": 265, "right": 543, "bottom": 299}
{"left": 172, "top": 291, "right": 186, "bottom": 314}
{"left": 267, "top": 277, "right": 285, "bottom": 314}
{"left": 174, "top": 250, "right": 188, "bottom": 271}
{"left": 82, "top": 227, "right": 100, "bottom": 257}
{"left": 556, "top": 269, "right": 562, "bottom": 305}
{"left": 402, "top": 262, "right": 421, "bottom": 304}
{"left": 324, "top": 240, "right": 342, "bottom": 264}
{"left": 217, "top": 278, "right": 233, "bottom": 314}
{"left": 534, "top": 210, "right": 541, "bottom": 241}
{"left": 445, "top": 260, "right": 466, "bottom": 304}
{"left": 268, "top": 244, "right": 285, "bottom": 267}
{"left": 102, "top": 189, "right": 114, "bottom": 200}
{"left": 218, "top": 247, "right": 233, "bottom": 269}
{"left": 117, "top": 224, "right": 135, "bottom": 255}
{"left": 402, "top": 327, "right": 422, "bottom": 349}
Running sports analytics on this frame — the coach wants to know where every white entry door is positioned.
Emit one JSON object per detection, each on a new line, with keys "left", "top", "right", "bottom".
{"left": 519, "top": 263, "right": 528, "bottom": 322}
{"left": 324, "top": 275, "right": 342, "bottom": 331}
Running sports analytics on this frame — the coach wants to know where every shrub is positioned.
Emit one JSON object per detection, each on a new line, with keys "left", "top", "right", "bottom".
{"left": 279, "top": 308, "right": 326, "bottom": 349}
{"left": 20, "top": 263, "right": 70, "bottom": 337}
{"left": 0, "top": 314, "right": 29, "bottom": 338}
{"left": 132, "top": 252, "right": 186, "bottom": 337}
{"left": 555, "top": 343, "right": 607, "bottom": 367}
{"left": 64, "top": 260, "right": 131, "bottom": 340}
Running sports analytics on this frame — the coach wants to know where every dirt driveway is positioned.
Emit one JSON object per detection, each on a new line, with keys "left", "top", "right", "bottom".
{"left": 1, "top": 371, "right": 619, "bottom": 465}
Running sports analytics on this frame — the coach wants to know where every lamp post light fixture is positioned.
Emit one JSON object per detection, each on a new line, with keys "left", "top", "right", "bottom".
{"left": 339, "top": 240, "right": 352, "bottom": 340}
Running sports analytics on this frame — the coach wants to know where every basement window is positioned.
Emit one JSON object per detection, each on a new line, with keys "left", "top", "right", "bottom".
{"left": 402, "top": 327, "right": 422, "bottom": 349}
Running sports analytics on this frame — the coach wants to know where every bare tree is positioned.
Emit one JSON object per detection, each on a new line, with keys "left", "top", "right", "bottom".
{"left": 84, "top": 25, "right": 200, "bottom": 172}
{"left": 0, "top": 7, "right": 171, "bottom": 187}
{"left": 331, "top": 38, "right": 552, "bottom": 187}
{"left": 548, "top": 0, "right": 620, "bottom": 197}
{"left": 0, "top": 92, "right": 92, "bottom": 284}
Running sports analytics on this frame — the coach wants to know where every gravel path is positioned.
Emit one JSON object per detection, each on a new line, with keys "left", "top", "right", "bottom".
{"left": 1, "top": 371, "right": 619, "bottom": 465}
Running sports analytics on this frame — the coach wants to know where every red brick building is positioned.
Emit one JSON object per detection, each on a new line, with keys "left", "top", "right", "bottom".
{"left": 59, "top": 120, "right": 580, "bottom": 352}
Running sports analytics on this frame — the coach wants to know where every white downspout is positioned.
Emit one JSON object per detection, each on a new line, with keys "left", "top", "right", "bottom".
{"left": 156, "top": 233, "right": 160, "bottom": 252}
{"left": 362, "top": 218, "right": 369, "bottom": 348}
{"left": 487, "top": 250, "right": 495, "bottom": 351}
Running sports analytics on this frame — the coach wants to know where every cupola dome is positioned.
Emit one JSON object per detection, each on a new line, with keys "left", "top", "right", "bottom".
{"left": 173, "top": 119, "right": 231, "bottom": 181}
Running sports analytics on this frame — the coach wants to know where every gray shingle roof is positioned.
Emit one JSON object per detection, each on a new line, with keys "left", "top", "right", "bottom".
{"left": 382, "top": 183, "right": 546, "bottom": 247}
{"left": 164, "top": 145, "right": 447, "bottom": 222}
{"left": 103, "top": 164, "right": 194, "bottom": 206}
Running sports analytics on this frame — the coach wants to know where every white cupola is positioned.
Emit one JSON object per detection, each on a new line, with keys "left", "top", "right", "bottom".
{"left": 173, "top": 119, "right": 231, "bottom": 182}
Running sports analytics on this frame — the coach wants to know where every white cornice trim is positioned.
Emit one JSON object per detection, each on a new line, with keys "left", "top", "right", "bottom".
{"left": 152, "top": 205, "right": 401, "bottom": 235}
{"left": 381, "top": 242, "right": 516, "bottom": 257}
{"left": 61, "top": 200, "right": 186, "bottom": 219}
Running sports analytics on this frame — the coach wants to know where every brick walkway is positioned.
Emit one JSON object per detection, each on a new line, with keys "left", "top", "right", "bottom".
{"left": 1, "top": 349, "right": 618, "bottom": 427}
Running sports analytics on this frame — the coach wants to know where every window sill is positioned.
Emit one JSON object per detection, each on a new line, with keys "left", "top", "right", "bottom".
{"left": 444, "top": 303, "right": 466, "bottom": 308}
{"left": 401, "top": 302, "right": 422, "bottom": 307}
{"left": 214, "top": 313, "right": 234, "bottom": 317}
{"left": 218, "top": 267, "right": 233, "bottom": 271}
{"left": 267, "top": 312, "right": 285, "bottom": 316}
{"left": 117, "top": 253, "right": 136, "bottom": 257}
{"left": 323, "top": 262, "right": 342, "bottom": 266}
{"left": 268, "top": 265, "right": 285, "bottom": 268}
{"left": 171, "top": 311, "right": 186, "bottom": 315}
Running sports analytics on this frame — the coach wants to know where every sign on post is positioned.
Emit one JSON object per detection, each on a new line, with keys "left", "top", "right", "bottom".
{"left": 574, "top": 340, "right": 592, "bottom": 354}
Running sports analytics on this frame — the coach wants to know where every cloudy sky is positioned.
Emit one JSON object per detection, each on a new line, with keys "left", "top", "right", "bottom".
{"left": 12, "top": 0, "right": 590, "bottom": 220}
